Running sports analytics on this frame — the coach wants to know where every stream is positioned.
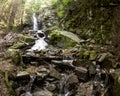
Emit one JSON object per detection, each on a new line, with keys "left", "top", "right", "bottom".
{"left": 0, "top": 11, "right": 115, "bottom": 96}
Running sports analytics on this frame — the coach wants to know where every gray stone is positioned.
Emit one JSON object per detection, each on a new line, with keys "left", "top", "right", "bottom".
{"left": 75, "top": 67, "right": 88, "bottom": 81}
{"left": 35, "top": 66, "right": 50, "bottom": 78}
{"left": 33, "top": 90, "right": 53, "bottom": 96}
{"left": 46, "top": 83, "right": 56, "bottom": 91}
{"left": 17, "top": 71, "right": 29, "bottom": 77}
{"left": 49, "top": 65, "right": 61, "bottom": 79}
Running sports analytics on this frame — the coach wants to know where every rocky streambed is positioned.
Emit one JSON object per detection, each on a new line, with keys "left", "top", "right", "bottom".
{"left": 3, "top": 48, "right": 111, "bottom": 96}
{"left": 0, "top": 32, "right": 119, "bottom": 96}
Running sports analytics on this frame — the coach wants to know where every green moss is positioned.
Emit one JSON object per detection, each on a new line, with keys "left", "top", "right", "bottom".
{"left": 57, "top": 11, "right": 64, "bottom": 18}
{"left": 5, "top": 72, "right": 14, "bottom": 95}
{"left": 89, "top": 51, "right": 96, "bottom": 60}
{"left": 60, "top": 5, "right": 64, "bottom": 10}
{"left": 62, "top": 0, "right": 71, "bottom": 4}
{"left": 79, "top": 51, "right": 84, "bottom": 59}
{"left": 19, "top": 34, "right": 35, "bottom": 42}
{"left": 49, "top": 30, "right": 77, "bottom": 48}
{"left": 83, "top": 51, "right": 90, "bottom": 59}
{"left": 64, "top": 38, "right": 77, "bottom": 48}
{"left": 4, "top": 49, "right": 23, "bottom": 65}
{"left": 11, "top": 51, "right": 23, "bottom": 65}
{"left": 10, "top": 42, "right": 25, "bottom": 49}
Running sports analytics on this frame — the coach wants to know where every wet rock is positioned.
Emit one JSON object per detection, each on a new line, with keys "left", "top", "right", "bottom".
{"left": 67, "top": 73, "right": 79, "bottom": 84}
{"left": 4, "top": 33, "right": 34, "bottom": 49}
{"left": 97, "top": 52, "right": 112, "bottom": 63}
{"left": 97, "top": 53, "right": 108, "bottom": 62}
{"left": 26, "top": 66, "right": 36, "bottom": 74}
{"left": 46, "top": 83, "right": 56, "bottom": 91}
{"left": 51, "top": 60, "right": 74, "bottom": 69}
{"left": 73, "top": 59, "right": 83, "bottom": 67}
{"left": 89, "top": 51, "right": 97, "bottom": 61}
{"left": 10, "top": 42, "right": 26, "bottom": 49}
{"left": 4, "top": 32, "right": 19, "bottom": 46}
{"left": 35, "top": 66, "right": 50, "bottom": 79}
{"left": 49, "top": 65, "right": 61, "bottom": 79}
{"left": 75, "top": 66, "right": 88, "bottom": 81}
{"left": 18, "top": 34, "right": 35, "bottom": 43}
{"left": 66, "top": 73, "right": 79, "bottom": 91}
{"left": 15, "top": 87, "right": 25, "bottom": 96}
{"left": 76, "top": 82, "right": 93, "bottom": 96}
{"left": 33, "top": 90, "right": 53, "bottom": 96}
{"left": 30, "top": 61, "right": 39, "bottom": 65}
{"left": 88, "top": 63, "right": 96, "bottom": 76}
{"left": 20, "top": 92, "right": 33, "bottom": 96}
{"left": 73, "top": 59, "right": 91, "bottom": 67}
{"left": 46, "top": 77, "right": 56, "bottom": 82}
{"left": 16, "top": 71, "right": 30, "bottom": 79}
{"left": 45, "top": 55, "right": 63, "bottom": 60}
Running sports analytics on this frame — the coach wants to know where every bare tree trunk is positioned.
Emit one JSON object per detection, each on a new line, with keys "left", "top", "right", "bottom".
{"left": 7, "top": 0, "right": 21, "bottom": 30}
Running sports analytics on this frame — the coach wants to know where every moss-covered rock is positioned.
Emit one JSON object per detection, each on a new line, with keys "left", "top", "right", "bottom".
{"left": 10, "top": 42, "right": 25, "bottom": 49}
{"left": 9, "top": 34, "right": 35, "bottom": 49}
{"left": 4, "top": 49, "right": 23, "bottom": 65}
{"left": 18, "top": 34, "right": 35, "bottom": 43}
{"left": 78, "top": 51, "right": 84, "bottom": 59}
{"left": 89, "top": 51, "right": 97, "bottom": 61}
{"left": 83, "top": 51, "right": 90, "bottom": 59}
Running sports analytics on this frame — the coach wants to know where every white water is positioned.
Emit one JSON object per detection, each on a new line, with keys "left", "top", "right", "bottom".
{"left": 59, "top": 74, "right": 70, "bottom": 96}
{"left": 33, "top": 13, "right": 38, "bottom": 31}
{"left": 31, "top": 38, "right": 48, "bottom": 51}
{"left": 29, "top": 30, "right": 48, "bottom": 51}
{"left": 65, "top": 92, "right": 70, "bottom": 96}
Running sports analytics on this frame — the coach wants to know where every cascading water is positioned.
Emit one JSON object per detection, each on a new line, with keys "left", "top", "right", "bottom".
{"left": 33, "top": 13, "right": 38, "bottom": 32}
{"left": 27, "top": 13, "right": 48, "bottom": 52}
{"left": 21, "top": 74, "right": 36, "bottom": 96}
{"left": 29, "top": 30, "right": 48, "bottom": 51}
{"left": 59, "top": 74, "right": 70, "bottom": 96}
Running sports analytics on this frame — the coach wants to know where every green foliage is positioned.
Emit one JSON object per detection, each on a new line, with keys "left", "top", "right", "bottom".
{"left": 62, "top": 0, "right": 71, "bottom": 4}
{"left": 53, "top": 0, "right": 72, "bottom": 18}
{"left": 49, "top": 30, "right": 77, "bottom": 48}
{"left": 57, "top": 11, "right": 64, "bottom": 18}
{"left": 52, "top": 0, "right": 114, "bottom": 44}
{"left": 52, "top": 0, "right": 58, "bottom": 3}
{"left": 49, "top": 30, "right": 62, "bottom": 45}
{"left": 10, "top": 42, "right": 25, "bottom": 49}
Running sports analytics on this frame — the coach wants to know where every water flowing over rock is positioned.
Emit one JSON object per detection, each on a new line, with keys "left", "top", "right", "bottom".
{"left": 0, "top": 32, "right": 114, "bottom": 96}
{"left": 0, "top": 11, "right": 116, "bottom": 95}
{"left": 33, "top": 13, "right": 38, "bottom": 32}
{"left": 28, "top": 30, "right": 48, "bottom": 51}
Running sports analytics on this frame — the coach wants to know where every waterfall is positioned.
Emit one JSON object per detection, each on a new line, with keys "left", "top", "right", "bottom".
{"left": 59, "top": 74, "right": 70, "bottom": 96}
{"left": 28, "top": 30, "right": 48, "bottom": 51}
{"left": 33, "top": 13, "right": 38, "bottom": 32}
{"left": 21, "top": 74, "right": 36, "bottom": 96}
